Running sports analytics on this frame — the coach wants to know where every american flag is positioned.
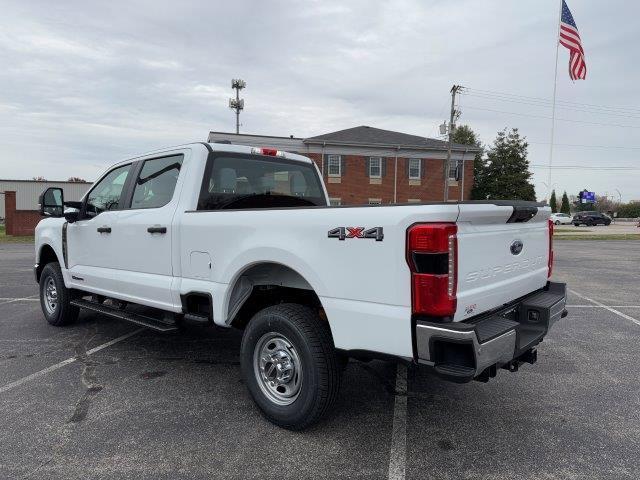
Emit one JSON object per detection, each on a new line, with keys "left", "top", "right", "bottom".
{"left": 559, "top": 0, "right": 586, "bottom": 80}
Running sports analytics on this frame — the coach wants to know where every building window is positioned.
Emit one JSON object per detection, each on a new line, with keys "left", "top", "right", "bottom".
{"left": 368, "top": 198, "right": 382, "bottom": 205}
{"left": 329, "top": 197, "right": 341, "bottom": 206}
{"left": 369, "top": 157, "right": 382, "bottom": 178}
{"left": 408, "top": 159, "right": 421, "bottom": 179}
{"left": 407, "top": 198, "right": 421, "bottom": 204}
{"left": 327, "top": 155, "right": 341, "bottom": 177}
{"left": 448, "top": 160, "right": 460, "bottom": 181}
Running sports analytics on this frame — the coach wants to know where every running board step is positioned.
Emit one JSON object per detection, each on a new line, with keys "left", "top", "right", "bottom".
{"left": 70, "top": 299, "right": 179, "bottom": 332}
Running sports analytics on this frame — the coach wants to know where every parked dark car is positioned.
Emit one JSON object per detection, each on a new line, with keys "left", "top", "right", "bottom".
{"left": 572, "top": 211, "right": 611, "bottom": 226}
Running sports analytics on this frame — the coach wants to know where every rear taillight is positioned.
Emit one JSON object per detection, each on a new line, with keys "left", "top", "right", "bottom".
{"left": 406, "top": 223, "right": 457, "bottom": 318}
{"left": 548, "top": 219, "right": 554, "bottom": 278}
{"left": 251, "top": 147, "right": 285, "bottom": 157}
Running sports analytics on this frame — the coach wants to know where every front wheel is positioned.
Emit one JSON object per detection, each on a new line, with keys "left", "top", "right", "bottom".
{"left": 554, "top": 220, "right": 560, "bottom": 225}
{"left": 240, "top": 304, "right": 342, "bottom": 430}
{"left": 39, "top": 262, "right": 79, "bottom": 326}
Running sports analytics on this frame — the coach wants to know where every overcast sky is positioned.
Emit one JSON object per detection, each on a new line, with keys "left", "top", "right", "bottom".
{"left": 1, "top": 0, "right": 638, "bottom": 201}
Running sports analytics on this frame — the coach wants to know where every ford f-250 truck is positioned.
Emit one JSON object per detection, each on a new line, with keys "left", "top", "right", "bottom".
{"left": 35, "top": 142, "right": 567, "bottom": 429}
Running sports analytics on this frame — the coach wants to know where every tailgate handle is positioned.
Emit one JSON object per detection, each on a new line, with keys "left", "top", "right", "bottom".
{"left": 507, "top": 206, "right": 538, "bottom": 223}
{"left": 97, "top": 226, "right": 111, "bottom": 233}
{"left": 147, "top": 226, "right": 167, "bottom": 234}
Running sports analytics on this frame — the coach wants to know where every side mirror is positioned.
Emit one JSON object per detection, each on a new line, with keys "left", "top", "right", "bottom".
{"left": 39, "top": 187, "right": 64, "bottom": 217}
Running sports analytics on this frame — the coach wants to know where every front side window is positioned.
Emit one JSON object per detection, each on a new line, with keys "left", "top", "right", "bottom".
{"left": 131, "top": 155, "right": 184, "bottom": 209}
{"left": 198, "top": 154, "right": 325, "bottom": 210}
{"left": 408, "top": 159, "right": 421, "bottom": 179}
{"left": 85, "top": 164, "right": 131, "bottom": 215}
{"left": 327, "top": 155, "right": 341, "bottom": 177}
{"left": 369, "top": 157, "right": 382, "bottom": 178}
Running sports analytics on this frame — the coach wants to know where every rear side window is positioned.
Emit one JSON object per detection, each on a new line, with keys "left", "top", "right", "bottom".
{"left": 131, "top": 155, "right": 183, "bottom": 209}
{"left": 198, "top": 154, "right": 325, "bottom": 210}
{"left": 86, "top": 164, "right": 131, "bottom": 215}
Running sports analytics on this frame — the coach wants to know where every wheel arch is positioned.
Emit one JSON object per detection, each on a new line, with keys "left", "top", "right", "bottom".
{"left": 36, "top": 244, "right": 61, "bottom": 283}
{"left": 225, "top": 261, "right": 326, "bottom": 330}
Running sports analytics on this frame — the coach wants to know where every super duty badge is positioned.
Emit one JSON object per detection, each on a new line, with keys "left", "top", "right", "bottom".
{"left": 328, "top": 227, "right": 384, "bottom": 241}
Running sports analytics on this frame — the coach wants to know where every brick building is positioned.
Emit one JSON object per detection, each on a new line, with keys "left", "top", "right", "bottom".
{"left": 208, "top": 126, "right": 480, "bottom": 205}
{"left": 1, "top": 179, "right": 90, "bottom": 236}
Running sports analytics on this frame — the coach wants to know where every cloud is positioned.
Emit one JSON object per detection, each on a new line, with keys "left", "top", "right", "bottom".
{"left": 0, "top": 0, "right": 638, "bottom": 200}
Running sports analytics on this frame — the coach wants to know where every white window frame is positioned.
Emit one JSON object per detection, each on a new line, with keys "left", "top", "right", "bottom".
{"left": 327, "top": 155, "right": 341, "bottom": 177}
{"left": 329, "top": 197, "right": 341, "bottom": 206}
{"left": 368, "top": 198, "right": 382, "bottom": 205}
{"left": 408, "top": 159, "right": 421, "bottom": 179}
{"left": 369, "top": 157, "right": 382, "bottom": 178}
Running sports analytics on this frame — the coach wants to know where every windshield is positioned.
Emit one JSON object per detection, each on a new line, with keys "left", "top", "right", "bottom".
{"left": 197, "top": 154, "right": 326, "bottom": 210}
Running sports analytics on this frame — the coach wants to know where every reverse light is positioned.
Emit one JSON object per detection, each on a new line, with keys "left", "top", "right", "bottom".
{"left": 251, "top": 147, "right": 286, "bottom": 157}
{"left": 548, "top": 219, "right": 554, "bottom": 278}
{"left": 407, "top": 223, "right": 457, "bottom": 318}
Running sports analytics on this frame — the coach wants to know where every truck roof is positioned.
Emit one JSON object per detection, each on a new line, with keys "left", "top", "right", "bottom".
{"left": 112, "top": 142, "right": 314, "bottom": 169}
{"left": 206, "top": 142, "right": 314, "bottom": 164}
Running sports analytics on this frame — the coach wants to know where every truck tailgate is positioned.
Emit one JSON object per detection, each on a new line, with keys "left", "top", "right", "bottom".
{"left": 454, "top": 203, "right": 550, "bottom": 322}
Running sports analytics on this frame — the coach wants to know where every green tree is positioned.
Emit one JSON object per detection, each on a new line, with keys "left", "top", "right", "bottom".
{"left": 471, "top": 128, "right": 536, "bottom": 201}
{"left": 617, "top": 202, "right": 640, "bottom": 218}
{"left": 451, "top": 125, "right": 484, "bottom": 199}
{"left": 560, "top": 191, "right": 571, "bottom": 214}
{"left": 549, "top": 190, "right": 558, "bottom": 213}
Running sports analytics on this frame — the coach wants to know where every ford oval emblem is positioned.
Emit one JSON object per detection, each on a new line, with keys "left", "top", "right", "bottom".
{"left": 510, "top": 240, "right": 524, "bottom": 255}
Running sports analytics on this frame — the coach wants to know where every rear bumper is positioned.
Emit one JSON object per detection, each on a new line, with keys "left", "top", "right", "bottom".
{"left": 415, "top": 281, "right": 567, "bottom": 383}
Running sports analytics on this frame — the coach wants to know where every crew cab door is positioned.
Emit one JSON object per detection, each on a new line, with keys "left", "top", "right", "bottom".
{"left": 67, "top": 153, "right": 186, "bottom": 311}
{"left": 106, "top": 153, "right": 186, "bottom": 310}
{"left": 67, "top": 162, "right": 133, "bottom": 289}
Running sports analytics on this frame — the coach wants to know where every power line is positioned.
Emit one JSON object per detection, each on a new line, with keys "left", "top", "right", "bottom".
{"left": 463, "top": 87, "right": 640, "bottom": 115}
{"left": 461, "top": 92, "right": 640, "bottom": 120}
{"left": 463, "top": 105, "right": 640, "bottom": 129}
{"left": 530, "top": 164, "right": 639, "bottom": 170}
{"left": 527, "top": 141, "right": 640, "bottom": 150}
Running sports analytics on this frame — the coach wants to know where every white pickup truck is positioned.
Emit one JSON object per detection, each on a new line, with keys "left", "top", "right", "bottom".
{"left": 35, "top": 142, "right": 567, "bottom": 429}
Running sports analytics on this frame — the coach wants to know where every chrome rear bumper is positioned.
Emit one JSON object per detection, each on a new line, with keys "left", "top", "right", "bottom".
{"left": 415, "top": 281, "right": 567, "bottom": 383}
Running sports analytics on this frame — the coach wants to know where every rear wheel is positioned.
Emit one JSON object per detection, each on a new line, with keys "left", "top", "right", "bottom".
{"left": 240, "top": 303, "right": 342, "bottom": 430}
{"left": 39, "top": 262, "right": 79, "bottom": 326}
{"left": 554, "top": 220, "right": 560, "bottom": 225}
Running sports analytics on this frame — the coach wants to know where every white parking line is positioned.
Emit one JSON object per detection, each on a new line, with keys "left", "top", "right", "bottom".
{"left": 0, "top": 328, "right": 144, "bottom": 394}
{"left": 0, "top": 295, "right": 39, "bottom": 306}
{"left": 569, "top": 289, "right": 640, "bottom": 327}
{"left": 567, "top": 305, "right": 640, "bottom": 308}
{"left": 387, "top": 363, "right": 408, "bottom": 480}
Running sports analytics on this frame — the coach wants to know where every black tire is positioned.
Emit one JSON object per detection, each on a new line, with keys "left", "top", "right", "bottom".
{"left": 39, "top": 262, "right": 79, "bottom": 326}
{"left": 554, "top": 220, "right": 560, "bottom": 225}
{"left": 240, "top": 303, "right": 342, "bottom": 430}
{"left": 586, "top": 220, "right": 595, "bottom": 226}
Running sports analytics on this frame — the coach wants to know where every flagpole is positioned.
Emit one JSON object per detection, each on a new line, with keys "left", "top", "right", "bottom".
{"left": 547, "top": 0, "right": 563, "bottom": 202}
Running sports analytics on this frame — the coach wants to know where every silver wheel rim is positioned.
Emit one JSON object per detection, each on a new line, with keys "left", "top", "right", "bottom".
{"left": 43, "top": 276, "right": 58, "bottom": 315}
{"left": 253, "top": 332, "right": 303, "bottom": 406}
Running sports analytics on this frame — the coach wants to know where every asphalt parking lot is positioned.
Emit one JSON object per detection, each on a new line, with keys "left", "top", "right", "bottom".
{"left": 1, "top": 241, "right": 639, "bottom": 479}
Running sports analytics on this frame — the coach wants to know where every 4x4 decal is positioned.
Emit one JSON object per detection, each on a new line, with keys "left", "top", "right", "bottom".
{"left": 328, "top": 227, "right": 384, "bottom": 241}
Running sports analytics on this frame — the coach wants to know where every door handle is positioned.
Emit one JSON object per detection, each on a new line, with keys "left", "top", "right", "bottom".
{"left": 97, "top": 226, "right": 111, "bottom": 233}
{"left": 147, "top": 226, "right": 167, "bottom": 234}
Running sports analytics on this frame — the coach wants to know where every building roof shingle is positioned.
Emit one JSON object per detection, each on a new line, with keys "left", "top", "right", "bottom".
{"left": 303, "top": 125, "right": 479, "bottom": 151}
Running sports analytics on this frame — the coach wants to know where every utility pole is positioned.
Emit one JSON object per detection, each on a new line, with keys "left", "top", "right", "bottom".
{"left": 444, "top": 84, "right": 462, "bottom": 202}
{"left": 229, "top": 79, "right": 246, "bottom": 134}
